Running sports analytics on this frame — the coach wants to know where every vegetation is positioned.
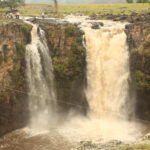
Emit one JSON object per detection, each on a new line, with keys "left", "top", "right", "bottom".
{"left": 143, "top": 42, "right": 150, "bottom": 49}
{"left": 0, "top": 45, "right": 10, "bottom": 65}
{"left": 65, "top": 26, "right": 76, "bottom": 37}
{"left": 0, "top": 3, "right": 149, "bottom": 17}
{"left": 0, "top": 0, "right": 149, "bottom": 16}
{"left": 59, "top": 3, "right": 150, "bottom": 15}
{"left": 135, "top": 70, "right": 150, "bottom": 90}
{"left": 0, "top": 0, "right": 25, "bottom": 10}
{"left": 51, "top": 25, "right": 85, "bottom": 79}
{"left": 126, "top": 0, "right": 134, "bottom": 3}
{"left": 0, "top": 52, "right": 4, "bottom": 65}
{"left": 118, "top": 144, "right": 150, "bottom": 150}
{"left": 21, "top": 24, "right": 32, "bottom": 33}
{"left": 15, "top": 42, "right": 25, "bottom": 54}
{"left": 3, "top": 45, "right": 9, "bottom": 62}
{"left": 136, "top": 0, "right": 149, "bottom": 3}
{"left": 14, "top": 42, "right": 26, "bottom": 64}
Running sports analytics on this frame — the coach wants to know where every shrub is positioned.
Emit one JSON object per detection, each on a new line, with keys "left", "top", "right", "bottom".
{"left": 0, "top": 53, "right": 4, "bottom": 65}
{"left": 15, "top": 42, "right": 25, "bottom": 58}
{"left": 65, "top": 26, "right": 76, "bottom": 37}
{"left": 143, "top": 42, "right": 150, "bottom": 49}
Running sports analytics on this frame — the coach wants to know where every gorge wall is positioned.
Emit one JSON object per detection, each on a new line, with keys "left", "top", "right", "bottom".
{"left": 126, "top": 22, "right": 150, "bottom": 121}
{"left": 37, "top": 20, "right": 88, "bottom": 116}
{"left": 0, "top": 18, "right": 149, "bottom": 136}
{"left": 0, "top": 20, "right": 32, "bottom": 136}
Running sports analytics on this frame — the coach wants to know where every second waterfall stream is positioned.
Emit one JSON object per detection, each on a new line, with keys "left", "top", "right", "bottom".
{"left": 26, "top": 22, "right": 57, "bottom": 130}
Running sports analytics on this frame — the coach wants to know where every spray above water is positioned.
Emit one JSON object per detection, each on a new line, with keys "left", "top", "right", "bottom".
{"left": 57, "top": 16, "right": 142, "bottom": 142}
{"left": 84, "top": 22, "right": 131, "bottom": 120}
{"left": 26, "top": 23, "right": 57, "bottom": 130}
{"left": 24, "top": 17, "right": 142, "bottom": 142}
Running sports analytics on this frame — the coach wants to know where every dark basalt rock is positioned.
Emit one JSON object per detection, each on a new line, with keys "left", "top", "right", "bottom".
{"left": 0, "top": 21, "right": 32, "bottom": 136}
{"left": 90, "top": 12, "right": 150, "bottom": 24}
{"left": 91, "top": 22, "right": 104, "bottom": 29}
{"left": 125, "top": 22, "right": 150, "bottom": 120}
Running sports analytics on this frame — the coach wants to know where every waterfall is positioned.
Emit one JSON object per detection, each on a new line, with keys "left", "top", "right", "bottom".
{"left": 83, "top": 21, "right": 133, "bottom": 121}
{"left": 23, "top": 17, "right": 141, "bottom": 141}
{"left": 26, "top": 23, "right": 57, "bottom": 129}
{"left": 57, "top": 17, "right": 142, "bottom": 142}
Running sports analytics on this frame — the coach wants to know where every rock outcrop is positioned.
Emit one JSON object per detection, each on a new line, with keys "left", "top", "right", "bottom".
{"left": 36, "top": 20, "right": 88, "bottom": 116}
{"left": 125, "top": 22, "right": 150, "bottom": 120}
{"left": 0, "top": 20, "right": 32, "bottom": 136}
{"left": 0, "top": 16, "right": 150, "bottom": 137}
{"left": 90, "top": 12, "right": 150, "bottom": 23}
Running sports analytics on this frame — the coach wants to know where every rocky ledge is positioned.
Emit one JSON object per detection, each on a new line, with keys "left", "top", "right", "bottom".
{"left": 90, "top": 12, "right": 150, "bottom": 23}
{"left": 71, "top": 134, "right": 150, "bottom": 150}
{"left": 0, "top": 16, "right": 149, "bottom": 137}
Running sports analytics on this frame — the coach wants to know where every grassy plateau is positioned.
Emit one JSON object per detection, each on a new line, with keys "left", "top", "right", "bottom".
{"left": 0, "top": 3, "right": 150, "bottom": 17}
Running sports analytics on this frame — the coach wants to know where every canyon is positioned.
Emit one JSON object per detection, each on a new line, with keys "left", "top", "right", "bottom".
{"left": 0, "top": 15, "right": 149, "bottom": 149}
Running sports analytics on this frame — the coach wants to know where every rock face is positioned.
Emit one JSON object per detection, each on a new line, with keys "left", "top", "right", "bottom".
{"left": 90, "top": 12, "right": 150, "bottom": 23}
{"left": 125, "top": 22, "right": 150, "bottom": 120}
{"left": 0, "top": 19, "right": 88, "bottom": 136}
{"left": 0, "top": 20, "right": 32, "bottom": 136}
{"left": 0, "top": 18, "right": 149, "bottom": 137}
{"left": 37, "top": 20, "right": 88, "bottom": 116}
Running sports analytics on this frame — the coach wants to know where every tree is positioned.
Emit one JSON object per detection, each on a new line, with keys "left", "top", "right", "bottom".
{"left": 136, "top": 0, "right": 142, "bottom": 3}
{"left": 136, "top": 0, "right": 149, "bottom": 3}
{"left": 0, "top": 0, "right": 25, "bottom": 10}
{"left": 142, "top": 0, "right": 149, "bottom": 2}
{"left": 53, "top": 0, "right": 58, "bottom": 13}
{"left": 126, "top": 0, "right": 133, "bottom": 3}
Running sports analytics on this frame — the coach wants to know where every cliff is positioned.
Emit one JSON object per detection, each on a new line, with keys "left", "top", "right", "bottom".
{"left": 0, "top": 20, "right": 32, "bottom": 136}
{"left": 36, "top": 20, "right": 88, "bottom": 116}
{"left": 126, "top": 22, "right": 150, "bottom": 120}
{"left": 0, "top": 18, "right": 150, "bottom": 137}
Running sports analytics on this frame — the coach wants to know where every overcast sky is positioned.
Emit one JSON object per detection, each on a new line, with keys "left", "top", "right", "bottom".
{"left": 25, "top": 0, "right": 126, "bottom": 4}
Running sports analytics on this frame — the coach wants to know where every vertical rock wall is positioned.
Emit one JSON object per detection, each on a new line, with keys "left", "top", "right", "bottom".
{"left": 0, "top": 21, "right": 32, "bottom": 136}
{"left": 126, "top": 23, "right": 150, "bottom": 120}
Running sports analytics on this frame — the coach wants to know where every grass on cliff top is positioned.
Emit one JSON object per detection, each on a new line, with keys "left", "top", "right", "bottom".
{"left": 118, "top": 144, "right": 150, "bottom": 150}
{"left": 58, "top": 3, "right": 150, "bottom": 15}
{"left": 0, "top": 3, "right": 150, "bottom": 17}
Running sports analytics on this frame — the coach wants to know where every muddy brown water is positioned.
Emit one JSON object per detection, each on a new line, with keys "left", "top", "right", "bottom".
{"left": 0, "top": 129, "right": 73, "bottom": 150}
{"left": 0, "top": 120, "right": 149, "bottom": 150}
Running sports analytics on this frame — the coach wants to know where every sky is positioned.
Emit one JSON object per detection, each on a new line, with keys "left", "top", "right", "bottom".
{"left": 25, "top": 0, "right": 126, "bottom": 4}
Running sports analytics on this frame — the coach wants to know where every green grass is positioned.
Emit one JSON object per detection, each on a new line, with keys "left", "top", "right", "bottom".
{"left": 118, "top": 144, "right": 150, "bottom": 150}
{"left": 0, "top": 3, "right": 150, "bottom": 17}
{"left": 58, "top": 3, "right": 150, "bottom": 15}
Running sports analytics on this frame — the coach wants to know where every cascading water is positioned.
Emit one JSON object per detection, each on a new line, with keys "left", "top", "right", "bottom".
{"left": 84, "top": 22, "right": 132, "bottom": 120}
{"left": 26, "top": 23, "right": 57, "bottom": 129}
{"left": 0, "top": 17, "right": 146, "bottom": 150}
{"left": 58, "top": 17, "right": 142, "bottom": 142}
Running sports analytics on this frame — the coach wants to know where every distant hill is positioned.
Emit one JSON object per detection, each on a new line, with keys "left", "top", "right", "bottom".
{"left": 26, "top": 0, "right": 126, "bottom": 4}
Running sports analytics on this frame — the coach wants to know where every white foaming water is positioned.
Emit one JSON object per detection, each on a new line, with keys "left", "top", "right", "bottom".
{"left": 23, "top": 17, "right": 143, "bottom": 143}
{"left": 26, "top": 23, "right": 57, "bottom": 130}
{"left": 57, "top": 16, "right": 142, "bottom": 142}
{"left": 84, "top": 22, "right": 131, "bottom": 120}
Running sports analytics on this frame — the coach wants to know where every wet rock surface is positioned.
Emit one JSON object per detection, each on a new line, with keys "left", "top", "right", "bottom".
{"left": 72, "top": 138, "right": 150, "bottom": 150}
{"left": 91, "top": 22, "right": 104, "bottom": 29}
{"left": 90, "top": 12, "right": 150, "bottom": 24}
